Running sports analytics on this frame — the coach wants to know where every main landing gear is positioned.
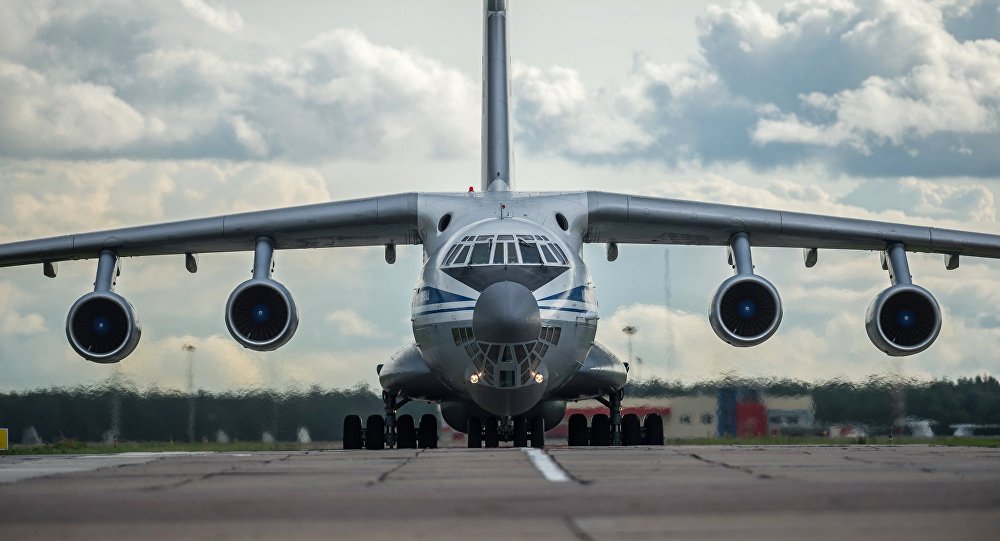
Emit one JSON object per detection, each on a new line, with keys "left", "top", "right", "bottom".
{"left": 566, "top": 389, "right": 665, "bottom": 447}
{"left": 467, "top": 415, "right": 546, "bottom": 448}
{"left": 343, "top": 391, "right": 438, "bottom": 450}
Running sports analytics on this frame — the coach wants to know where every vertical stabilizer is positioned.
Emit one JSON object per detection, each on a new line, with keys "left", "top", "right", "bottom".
{"left": 482, "top": 0, "right": 513, "bottom": 192}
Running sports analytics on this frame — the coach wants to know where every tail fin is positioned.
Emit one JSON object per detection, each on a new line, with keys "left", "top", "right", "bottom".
{"left": 482, "top": 0, "right": 513, "bottom": 192}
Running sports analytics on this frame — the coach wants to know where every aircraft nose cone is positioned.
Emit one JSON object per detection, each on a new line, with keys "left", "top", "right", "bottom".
{"left": 473, "top": 281, "right": 540, "bottom": 343}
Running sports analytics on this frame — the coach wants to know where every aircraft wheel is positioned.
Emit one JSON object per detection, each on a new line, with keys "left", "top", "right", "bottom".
{"left": 343, "top": 415, "right": 363, "bottom": 449}
{"left": 513, "top": 416, "right": 528, "bottom": 447}
{"left": 590, "top": 414, "right": 611, "bottom": 446}
{"left": 365, "top": 415, "right": 385, "bottom": 450}
{"left": 567, "top": 413, "right": 588, "bottom": 446}
{"left": 484, "top": 417, "right": 500, "bottom": 448}
{"left": 467, "top": 417, "right": 482, "bottom": 448}
{"left": 530, "top": 416, "right": 545, "bottom": 448}
{"left": 418, "top": 414, "right": 438, "bottom": 449}
{"left": 397, "top": 414, "right": 417, "bottom": 449}
{"left": 622, "top": 413, "right": 641, "bottom": 446}
{"left": 643, "top": 413, "right": 665, "bottom": 445}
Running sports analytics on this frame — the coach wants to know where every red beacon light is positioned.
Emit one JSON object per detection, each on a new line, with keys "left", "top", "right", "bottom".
{"left": 468, "top": 186, "right": 474, "bottom": 192}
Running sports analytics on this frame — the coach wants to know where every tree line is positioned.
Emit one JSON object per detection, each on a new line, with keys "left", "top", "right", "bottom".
{"left": 1, "top": 375, "right": 998, "bottom": 443}
{"left": 0, "top": 384, "right": 436, "bottom": 444}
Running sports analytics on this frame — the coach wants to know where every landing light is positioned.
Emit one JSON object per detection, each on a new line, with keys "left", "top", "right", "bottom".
{"left": 470, "top": 373, "right": 480, "bottom": 384}
{"left": 534, "top": 373, "right": 544, "bottom": 384}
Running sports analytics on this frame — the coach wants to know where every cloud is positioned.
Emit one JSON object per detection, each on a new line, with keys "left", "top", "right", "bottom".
{"left": 179, "top": 0, "right": 244, "bottom": 34}
{"left": 325, "top": 309, "right": 388, "bottom": 338}
{"left": 1, "top": 312, "right": 46, "bottom": 335}
{"left": 0, "top": 3, "right": 477, "bottom": 161}
{"left": 513, "top": 0, "right": 1000, "bottom": 177}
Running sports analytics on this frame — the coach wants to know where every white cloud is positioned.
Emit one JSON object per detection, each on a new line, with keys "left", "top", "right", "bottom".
{"left": 179, "top": 0, "right": 244, "bottom": 34}
{"left": 1, "top": 312, "right": 46, "bottom": 335}
{"left": 325, "top": 309, "right": 388, "bottom": 338}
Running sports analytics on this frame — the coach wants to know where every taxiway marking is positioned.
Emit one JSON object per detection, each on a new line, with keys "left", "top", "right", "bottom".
{"left": 522, "top": 448, "right": 570, "bottom": 482}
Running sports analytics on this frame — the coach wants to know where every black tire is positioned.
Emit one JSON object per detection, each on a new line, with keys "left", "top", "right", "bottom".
{"left": 343, "top": 415, "right": 363, "bottom": 449}
{"left": 530, "top": 416, "right": 545, "bottom": 448}
{"left": 484, "top": 416, "right": 500, "bottom": 448}
{"left": 622, "top": 413, "right": 641, "bottom": 446}
{"left": 567, "top": 413, "right": 588, "bottom": 446}
{"left": 590, "top": 414, "right": 611, "bottom": 446}
{"left": 513, "top": 416, "right": 528, "bottom": 447}
{"left": 418, "top": 414, "right": 438, "bottom": 449}
{"left": 365, "top": 415, "right": 385, "bottom": 450}
{"left": 643, "top": 413, "right": 665, "bottom": 445}
{"left": 397, "top": 414, "right": 417, "bottom": 449}
{"left": 467, "top": 416, "right": 482, "bottom": 448}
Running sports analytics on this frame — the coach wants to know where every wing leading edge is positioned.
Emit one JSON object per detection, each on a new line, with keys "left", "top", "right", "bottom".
{"left": 0, "top": 193, "right": 421, "bottom": 269}
{"left": 585, "top": 191, "right": 1000, "bottom": 260}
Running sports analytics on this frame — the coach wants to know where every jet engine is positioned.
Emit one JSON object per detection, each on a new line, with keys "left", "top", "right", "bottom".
{"left": 710, "top": 274, "right": 783, "bottom": 347}
{"left": 66, "top": 291, "right": 142, "bottom": 363}
{"left": 224, "top": 237, "right": 298, "bottom": 351}
{"left": 710, "top": 232, "right": 782, "bottom": 347}
{"left": 226, "top": 278, "right": 298, "bottom": 351}
{"left": 865, "top": 284, "right": 941, "bottom": 356}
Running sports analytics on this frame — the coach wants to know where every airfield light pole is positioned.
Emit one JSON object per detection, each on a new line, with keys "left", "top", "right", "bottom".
{"left": 622, "top": 325, "right": 638, "bottom": 380}
{"left": 184, "top": 343, "right": 197, "bottom": 443}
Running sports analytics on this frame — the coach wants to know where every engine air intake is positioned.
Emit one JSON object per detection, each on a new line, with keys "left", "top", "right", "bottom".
{"left": 710, "top": 275, "right": 782, "bottom": 347}
{"left": 866, "top": 285, "right": 941, "bottom": 356}
{"left": 66, "top": 292, "right": 141, "bottom": 363}
{"left": 226, "top": 279, "right": 298, "bottom": 351}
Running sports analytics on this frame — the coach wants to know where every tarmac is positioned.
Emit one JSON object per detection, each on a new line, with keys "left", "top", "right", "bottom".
{"left": 1, "top": 444, "right": 999, "bottom": 540}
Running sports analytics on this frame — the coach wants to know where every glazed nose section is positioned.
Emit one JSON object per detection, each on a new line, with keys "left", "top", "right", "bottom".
{"left": 472, "top": 281, "right": 540, "bottom": 343}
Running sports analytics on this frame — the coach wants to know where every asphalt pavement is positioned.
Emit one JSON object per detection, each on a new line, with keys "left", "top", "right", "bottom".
{"left": 1, "top": 444, "right": 998, "bottom": 540}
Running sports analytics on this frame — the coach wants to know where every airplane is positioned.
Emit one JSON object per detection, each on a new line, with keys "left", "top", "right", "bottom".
{"left": 2, "top": 0, "right": 1000, "bottom": 449}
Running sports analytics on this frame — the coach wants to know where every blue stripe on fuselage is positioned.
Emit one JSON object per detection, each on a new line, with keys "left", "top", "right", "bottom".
{"left": 414, "top": 286, "right": 475, "bottom": 306}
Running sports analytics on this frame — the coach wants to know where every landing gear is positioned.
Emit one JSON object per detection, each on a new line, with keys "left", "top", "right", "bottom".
{"left": 530, "top": 416, "right": 545, "bottom": 448}
{"left": 343, "top": 391, "right": 423, "bottom": 450}
{"left": 418, "top": 414, "right": 438, "bottom": 449}
{"left": 343, "top": 415, "right": 363, "bottom": 449}
{"left": 643, "top": 413, "right": 665, "bottom": 445}
{"left": 397, "top": 414, "right": 417, "bottom": 448}
{"left": 484, "top": 417, "right": 500, "bottom": 448}
{"left": 622, "top": 413, "right": 641, "bottom": 446}
{"left": 590, "top": 414, "right": 611, "bottom": 446}
{"left": 467, "top": 415, "right": 545, "bottom": 448}
{"left": 365, "top": 415, "right": 385, "bottom": 450}
{"left": 467, "top": 417, "right": 483, "bottom": 448}
{"left": 567, "top": 413, "right": 588, "bottom": 446}
{"left": 513, "top": 416, "right": 528, "bottom": 447}
{"left": 594, "top": 388, "right": 624, "bottom": 445}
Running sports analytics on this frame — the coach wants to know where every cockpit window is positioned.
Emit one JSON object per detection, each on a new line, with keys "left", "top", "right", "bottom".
{"left": 442, "top": 234, "right": 569, "bottom": 268}
{"left": 450, "top": 245, "right": 470, "bottom": 265}
{"left": 469, "top": 242, "right": 491, "bottom": 265}
{"left": 519, "top": 239, "right": 541, "bottom": 264}
{"left": 493, "top": 243, "right": 505, "bottom": 264}
{"left": 540, "top": 244, "right": 557, "bottom": 264}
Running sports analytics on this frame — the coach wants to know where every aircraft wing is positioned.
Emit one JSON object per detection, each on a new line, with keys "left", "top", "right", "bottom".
{"left": 584, "top": 191, "right": 1000, "bottom": 260}
{"left": 0, "top": 193, "right": 421, "bottom": 269}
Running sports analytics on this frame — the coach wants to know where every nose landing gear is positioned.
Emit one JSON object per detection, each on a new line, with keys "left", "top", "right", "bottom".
{"left": 467, "top": 415, "right": 546, "bottom": 448}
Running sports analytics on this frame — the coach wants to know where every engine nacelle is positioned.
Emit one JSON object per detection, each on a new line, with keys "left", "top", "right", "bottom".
{"left": 66, "top": 292, "right": 142, "bottom": 363}
{"left": 225, "top": 278, "right": 299, "bottom": 351}
{"left": 710, "top": 275, "right": 783, "bottom": 347}
{"left": 865, "top": 284, "right": 941, "bottom": 356}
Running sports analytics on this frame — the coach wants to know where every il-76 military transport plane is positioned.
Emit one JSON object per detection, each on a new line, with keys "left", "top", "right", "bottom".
{"left": 2, "top": 1, "right": 1000, "bottom": 449}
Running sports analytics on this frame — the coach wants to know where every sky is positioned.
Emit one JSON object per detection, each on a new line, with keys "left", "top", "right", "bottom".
{"left": 1, "top": 0, "right": 999, "bottom": 392}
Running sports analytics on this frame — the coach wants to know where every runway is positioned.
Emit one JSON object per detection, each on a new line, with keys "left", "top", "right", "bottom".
{"left": 2, "top": 445, "right": 999, "bottom": 540}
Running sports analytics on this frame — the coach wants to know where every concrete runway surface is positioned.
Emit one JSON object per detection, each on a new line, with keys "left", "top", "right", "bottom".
{"left": 1, "top": 445, "right": 999, "bottom": 540}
